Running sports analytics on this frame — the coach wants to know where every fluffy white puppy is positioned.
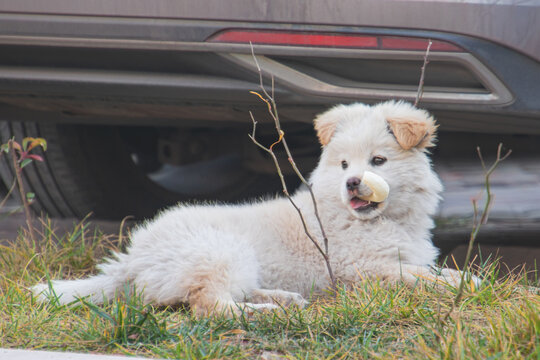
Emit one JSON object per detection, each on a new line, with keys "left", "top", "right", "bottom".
{"left": 33, "top": 101, "right": 463, "bottom": 316}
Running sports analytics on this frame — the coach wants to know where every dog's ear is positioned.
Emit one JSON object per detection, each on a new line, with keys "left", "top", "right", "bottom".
{"left": 314, "top": 109, "right": 340, "bottom": 146}
{"left": 386, "top": 109, "right": 437, "bottom": 150}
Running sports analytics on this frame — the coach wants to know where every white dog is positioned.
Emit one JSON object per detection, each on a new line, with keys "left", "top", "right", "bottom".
{"left": 34, "top": 101, "right": 465, "bottom": 316}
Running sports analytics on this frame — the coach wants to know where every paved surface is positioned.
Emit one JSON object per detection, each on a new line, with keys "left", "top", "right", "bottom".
{"left": 0, "top": 349, "right": 157, "bottom": 360}
{"left": 0, "top": 197, "right": 128, "bottom": 241}
{"left": 435, "top": 157, "right": 540, "bottom": 219}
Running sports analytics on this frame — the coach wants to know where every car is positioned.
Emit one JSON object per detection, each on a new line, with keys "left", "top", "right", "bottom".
{"left": 0, "top": 0, "right": 539, "bottom": 219}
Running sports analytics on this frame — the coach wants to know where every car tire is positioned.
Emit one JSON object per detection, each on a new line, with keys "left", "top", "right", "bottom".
{"left": 2, "top": 120, "right": 295, "bottom": 222}
{"left": 0, "top": 121, "right": 182, "bottom": 219}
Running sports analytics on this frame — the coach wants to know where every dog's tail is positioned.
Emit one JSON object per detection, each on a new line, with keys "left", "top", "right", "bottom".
{"left": 32, "top": 258, "right": 128, "bottom": 305}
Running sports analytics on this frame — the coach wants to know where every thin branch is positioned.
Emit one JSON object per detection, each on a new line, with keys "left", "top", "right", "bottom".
{"left": 444, "top": 143, "right": 511, "bottom": 321}
{"left": 249, "top": 46, "right": 331, "bottom": 256}
{"left": 414, "top": 40, "right": 432, "bottom": 107}
{"left": 248, "top": 45, "right": 336, "bottom": 290}
{"left": 477, "top": 146, "right": 487, "bottom": 171}
{"left": 248, "top": 113, "right": 289, "bottom": 195}
{"left": 249, "top": 113, "right": 335, "bottom": 285}
{"left": 471, "top": 198, "right": 479, "bottom": 229}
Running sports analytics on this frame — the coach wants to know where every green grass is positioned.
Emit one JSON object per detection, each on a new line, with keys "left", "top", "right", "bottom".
{"left": 1, "top": 218, "right": 539, "bottom": 359}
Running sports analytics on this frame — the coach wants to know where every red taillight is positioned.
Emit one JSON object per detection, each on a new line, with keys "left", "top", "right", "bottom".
{"left": 381, "top": 37, "right": 461, "bottom": 52}
{"left": 209, "top": 30, "right": 378, "bottom": 48}
{"left": 207, "top": 30, "right": 463, "bottom": 52}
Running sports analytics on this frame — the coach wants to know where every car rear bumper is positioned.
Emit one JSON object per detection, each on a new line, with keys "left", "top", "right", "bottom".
{"left": 0, "top": 14, "right": 539, "bottom": 133}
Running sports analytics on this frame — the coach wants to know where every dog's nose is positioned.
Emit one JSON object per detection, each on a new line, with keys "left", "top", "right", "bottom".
{"left": 346, "top": 177, "right": 361, "bottom": 191}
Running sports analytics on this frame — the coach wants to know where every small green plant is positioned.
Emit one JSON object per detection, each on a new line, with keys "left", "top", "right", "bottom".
{"left": 0, "top": 137, "right": 47, "bottom": 242}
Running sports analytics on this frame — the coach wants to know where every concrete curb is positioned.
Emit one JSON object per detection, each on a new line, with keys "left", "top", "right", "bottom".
{"left": 0, "top": 349, "right": 161, "bottom": 360}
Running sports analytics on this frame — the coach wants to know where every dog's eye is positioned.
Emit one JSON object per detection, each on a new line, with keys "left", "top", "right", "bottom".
{"left": 371, "top": 156, "right": 387, "bottom": 166}
{"left": 341, "top": 160, "right": 348, "bottom": 170}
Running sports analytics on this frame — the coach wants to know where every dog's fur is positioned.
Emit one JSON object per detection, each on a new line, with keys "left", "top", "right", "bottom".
{"left": 33, "top": 101, "right": 465, "bottom": 316}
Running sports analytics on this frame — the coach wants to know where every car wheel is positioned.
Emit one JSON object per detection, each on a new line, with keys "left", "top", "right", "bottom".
{"left": 0, "top": 121, "right": 284, "bottom": 219}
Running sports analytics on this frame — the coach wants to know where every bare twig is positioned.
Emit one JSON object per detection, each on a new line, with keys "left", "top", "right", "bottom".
{"left": 444, "top": 143, "right": 511, "bottom": 321}
{"left": 248, "top": 44, "right": 336, "bottom": 290}
{"left": 8, "top": 140, "right": 36, "bottom": 243}
{"left": 414, "top": 40, "right": 433, "bottom": 107}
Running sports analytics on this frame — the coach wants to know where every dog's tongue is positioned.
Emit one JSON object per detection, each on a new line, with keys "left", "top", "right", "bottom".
{"left": 350, "top": 198, "right": 370, "bottom": 209}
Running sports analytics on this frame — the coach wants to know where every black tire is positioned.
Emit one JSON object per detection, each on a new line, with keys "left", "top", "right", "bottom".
{"left": 0, "top": 121, "right": 284, "bottom": 219}
{"left": 0, "top": 121, "right": 172, "bottom": 218}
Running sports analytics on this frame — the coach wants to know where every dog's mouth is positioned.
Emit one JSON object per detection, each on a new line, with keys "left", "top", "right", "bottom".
{"left": 349, "top": 196, "right": 380, "bottom": 212}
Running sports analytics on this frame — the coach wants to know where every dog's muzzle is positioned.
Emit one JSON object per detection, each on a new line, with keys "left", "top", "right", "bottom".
{"left": 346, "top": 171, "right": 389, "bottom": 212}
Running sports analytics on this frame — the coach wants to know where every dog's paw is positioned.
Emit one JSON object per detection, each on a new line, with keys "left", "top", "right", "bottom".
{"left": 251, "top": 289, "right": 308, "bottom": 308}
{"left": 226, "top": 302, "right": 280, "bottom": 318}
{"left": 194, "top": 301, "right": 280, "bottom": 318}
{"left": 436, "top": 268, "right": 481, "bottom": 289}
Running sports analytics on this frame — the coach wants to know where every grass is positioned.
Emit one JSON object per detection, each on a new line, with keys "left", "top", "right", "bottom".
{"left": 0, "top": 218, "right": 539, "bottom": 359}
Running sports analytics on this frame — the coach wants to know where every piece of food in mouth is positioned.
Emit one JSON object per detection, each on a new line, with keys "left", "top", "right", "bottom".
{"left": 359, "top": 171, "right": 390, "bottom": 203}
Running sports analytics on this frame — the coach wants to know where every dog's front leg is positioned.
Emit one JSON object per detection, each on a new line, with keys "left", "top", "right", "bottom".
{"left": 396, "top": 264, "right": 481, "bottom": 289}
{"left": 191, "top": 289, "right": 307, "bottom": 318}
{"left": 431, "top": 266, "right": 481, "bottom": 288}
{"left": 249, "top": 289, "right": 309, "bottom": 308}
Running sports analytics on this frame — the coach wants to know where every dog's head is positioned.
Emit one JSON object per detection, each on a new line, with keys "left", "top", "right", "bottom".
{"left": 311, "top": 100, "right": 442, "bottom": 220}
